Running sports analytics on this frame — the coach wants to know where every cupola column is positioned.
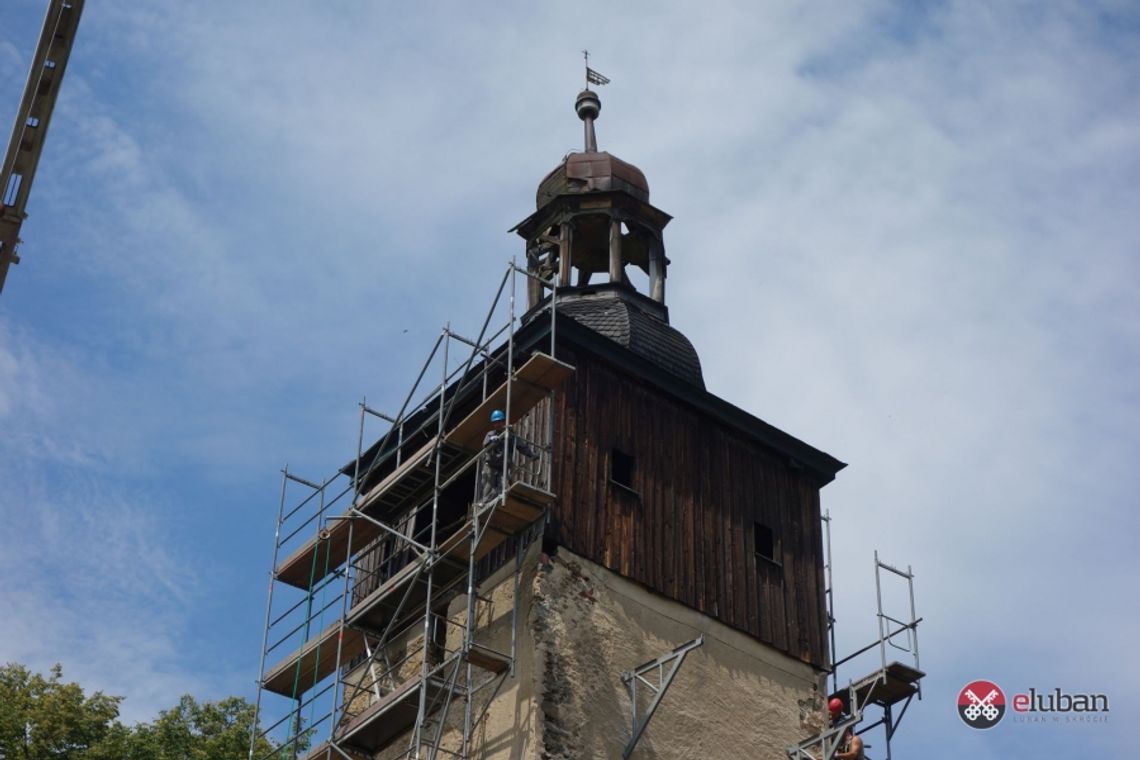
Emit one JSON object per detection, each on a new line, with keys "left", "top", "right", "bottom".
{"left": 649, "top": 237, "right": 666, "bottom": 303}
{"left": 528, "top": 267, "right": 542, "bottom": 307}
{"left": 608, "top": 217, "right": 623, "bottom": 283}
{"left": 559, "top": 222, "right": 572, "bottom": 287}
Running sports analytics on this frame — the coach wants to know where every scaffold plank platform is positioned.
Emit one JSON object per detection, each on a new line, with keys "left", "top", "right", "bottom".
{"left": 335, "top": 671, "right": 452, "bottom": 753}
{"left": 440, "top": 482, "right": 551, "bottom": 561}
{"left": 265, "top": 561, "right": 466, "bottom": 698}
{"left": 300, "top": 742, "right": 369, "bottom": 760}
{"left": 262, "top": 624, "right": 365, "bottom": 697}
{"left": 498, "top": 480, "right": 553, "bottom": 515}
{"left": 445, "top": 353, "right": 574, "bottom": 451}
{"left": 355, "top": 438, "right": 467, "bottom": 515}
{"left": 346, "top": 554, "right": 427, "bottom": 623}
{"left": 347, "top": 482, "right": 550, "bottom": 632}
{"left": 833, "top": 661, "right": 924, "bottom": 710}
{"left": 275, "top": 517, "right": 381, "bottom": 591}
{"left": 346, "top": 554, "right": 465, "bottom": 633}
{"left": 467, "top": 642, "right": 511, "bottom": 674}
{"left": 274, "top": 437, "right": 466, "bottom": 589}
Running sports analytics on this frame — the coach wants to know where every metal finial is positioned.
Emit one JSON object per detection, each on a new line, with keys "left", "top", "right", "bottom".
{"left": 576, "top": 89, "right": 601, "bottom": 153}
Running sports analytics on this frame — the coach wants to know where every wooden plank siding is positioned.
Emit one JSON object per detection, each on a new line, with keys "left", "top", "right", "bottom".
{"left": 546, "top": 346, "right": 829, "bottom": 669}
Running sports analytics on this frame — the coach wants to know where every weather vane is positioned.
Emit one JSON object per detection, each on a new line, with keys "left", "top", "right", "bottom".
{"left": 583, "top": 49, "right": 610, "bottom": 89}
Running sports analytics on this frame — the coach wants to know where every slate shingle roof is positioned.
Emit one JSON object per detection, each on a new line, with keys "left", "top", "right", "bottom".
{"left": 552, "top": 287, "right": 705, "bottom": 389}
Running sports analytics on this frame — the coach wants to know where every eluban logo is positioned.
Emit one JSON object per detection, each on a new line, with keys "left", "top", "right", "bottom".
{"left": 1012, "top": 688, "right": 1109, "bottom": 713}
{"left": 958, "top": 680, "right": 1006, "bottom": 729}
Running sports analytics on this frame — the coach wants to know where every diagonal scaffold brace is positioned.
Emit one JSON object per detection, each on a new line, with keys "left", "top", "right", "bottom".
{"left": 620, "top": 635, "right": 704, "bottom": 759}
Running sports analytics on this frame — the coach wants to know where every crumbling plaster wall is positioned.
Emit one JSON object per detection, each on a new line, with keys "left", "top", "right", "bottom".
{"left": 531, "top": 547, "right": 826, "bottom": 759}
{"left": 365, "top": 542, "right": 825, "bottom": 759}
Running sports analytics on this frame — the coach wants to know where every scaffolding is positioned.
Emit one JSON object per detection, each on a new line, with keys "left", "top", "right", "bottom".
{"left": 787, "top": 514, "right": 924, "bottom": 760}
{"left": 249, "top": 263, "right": 573, "bottom": 760}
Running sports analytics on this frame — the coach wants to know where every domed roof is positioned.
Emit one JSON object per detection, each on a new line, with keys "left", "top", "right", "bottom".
{"left": 537, "top": 151, "right": 650, "bottom": 208}
{"left": 535, "top": 87, "right": 651, "bottom": 210}
{"left": 554, "top": 287, "right": 704, "bottom": 389}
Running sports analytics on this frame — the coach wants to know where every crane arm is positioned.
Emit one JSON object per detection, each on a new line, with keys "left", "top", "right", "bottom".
{"left": 1, "top": 0, "right": 85, "bottom": 293}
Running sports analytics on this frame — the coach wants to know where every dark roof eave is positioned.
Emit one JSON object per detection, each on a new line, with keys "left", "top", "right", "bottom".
{"left": 514, "top": 313, "right": 847, "bottom": 486}
{"left": 509, "top": 191, "right": 673, "bottom": 238}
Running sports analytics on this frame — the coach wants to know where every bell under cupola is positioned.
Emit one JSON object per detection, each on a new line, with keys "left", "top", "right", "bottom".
{"left": 514, "top": 86, "right": 705, "bottom": 388}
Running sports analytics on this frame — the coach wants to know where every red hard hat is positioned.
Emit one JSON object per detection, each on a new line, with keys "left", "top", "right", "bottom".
{"left": 828, "top": 697, "right": 844, "bottom": 715}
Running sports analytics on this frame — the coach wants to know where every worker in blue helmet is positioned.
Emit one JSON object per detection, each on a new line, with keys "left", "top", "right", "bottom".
{"left": 479, "top": 408, "right": 538, "bottom": 502}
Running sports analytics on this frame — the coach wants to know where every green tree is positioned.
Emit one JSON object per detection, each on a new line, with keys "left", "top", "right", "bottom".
{"left": 0, "top": 663, "right": 122, "bottom": 759}
{"left": 99, "top": 695, "right": 277, "bottom": 760}
{"left": 1, "top": 663, "right": 277, "bottom": 760}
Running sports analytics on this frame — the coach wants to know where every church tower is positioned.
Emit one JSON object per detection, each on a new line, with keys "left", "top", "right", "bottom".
{"left": 250, "top": 80, "right": 922, "bottom": 760}
{"left": 512, "top": 79, "right": 845, "bottom": 652}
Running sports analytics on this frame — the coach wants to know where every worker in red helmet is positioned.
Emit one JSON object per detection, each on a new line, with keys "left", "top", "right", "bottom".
{"left": 827, "top": 697, "right": 864, "bottom": 760}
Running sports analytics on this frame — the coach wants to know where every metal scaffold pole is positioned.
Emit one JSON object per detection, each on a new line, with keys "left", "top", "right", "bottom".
{"left": 249, "top": 467, "right": 292, "bottom": 760}
{"left": 411, "top": 325, "right": 449, "bottom": 759}
{"left": 822, "top": 510, "right": 837, "bottom": 696}
{"left": 787, "top": 515, "right": 925, "bottom": 760}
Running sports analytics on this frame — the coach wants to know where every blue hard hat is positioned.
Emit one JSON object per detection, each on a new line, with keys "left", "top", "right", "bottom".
{"left": 490, "top": 409, "right": 506, "bottom": 423}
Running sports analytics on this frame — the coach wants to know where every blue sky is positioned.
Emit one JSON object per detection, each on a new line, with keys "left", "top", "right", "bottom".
{"left": 2, "top": 1, "right": 1137, "bottom": 756}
